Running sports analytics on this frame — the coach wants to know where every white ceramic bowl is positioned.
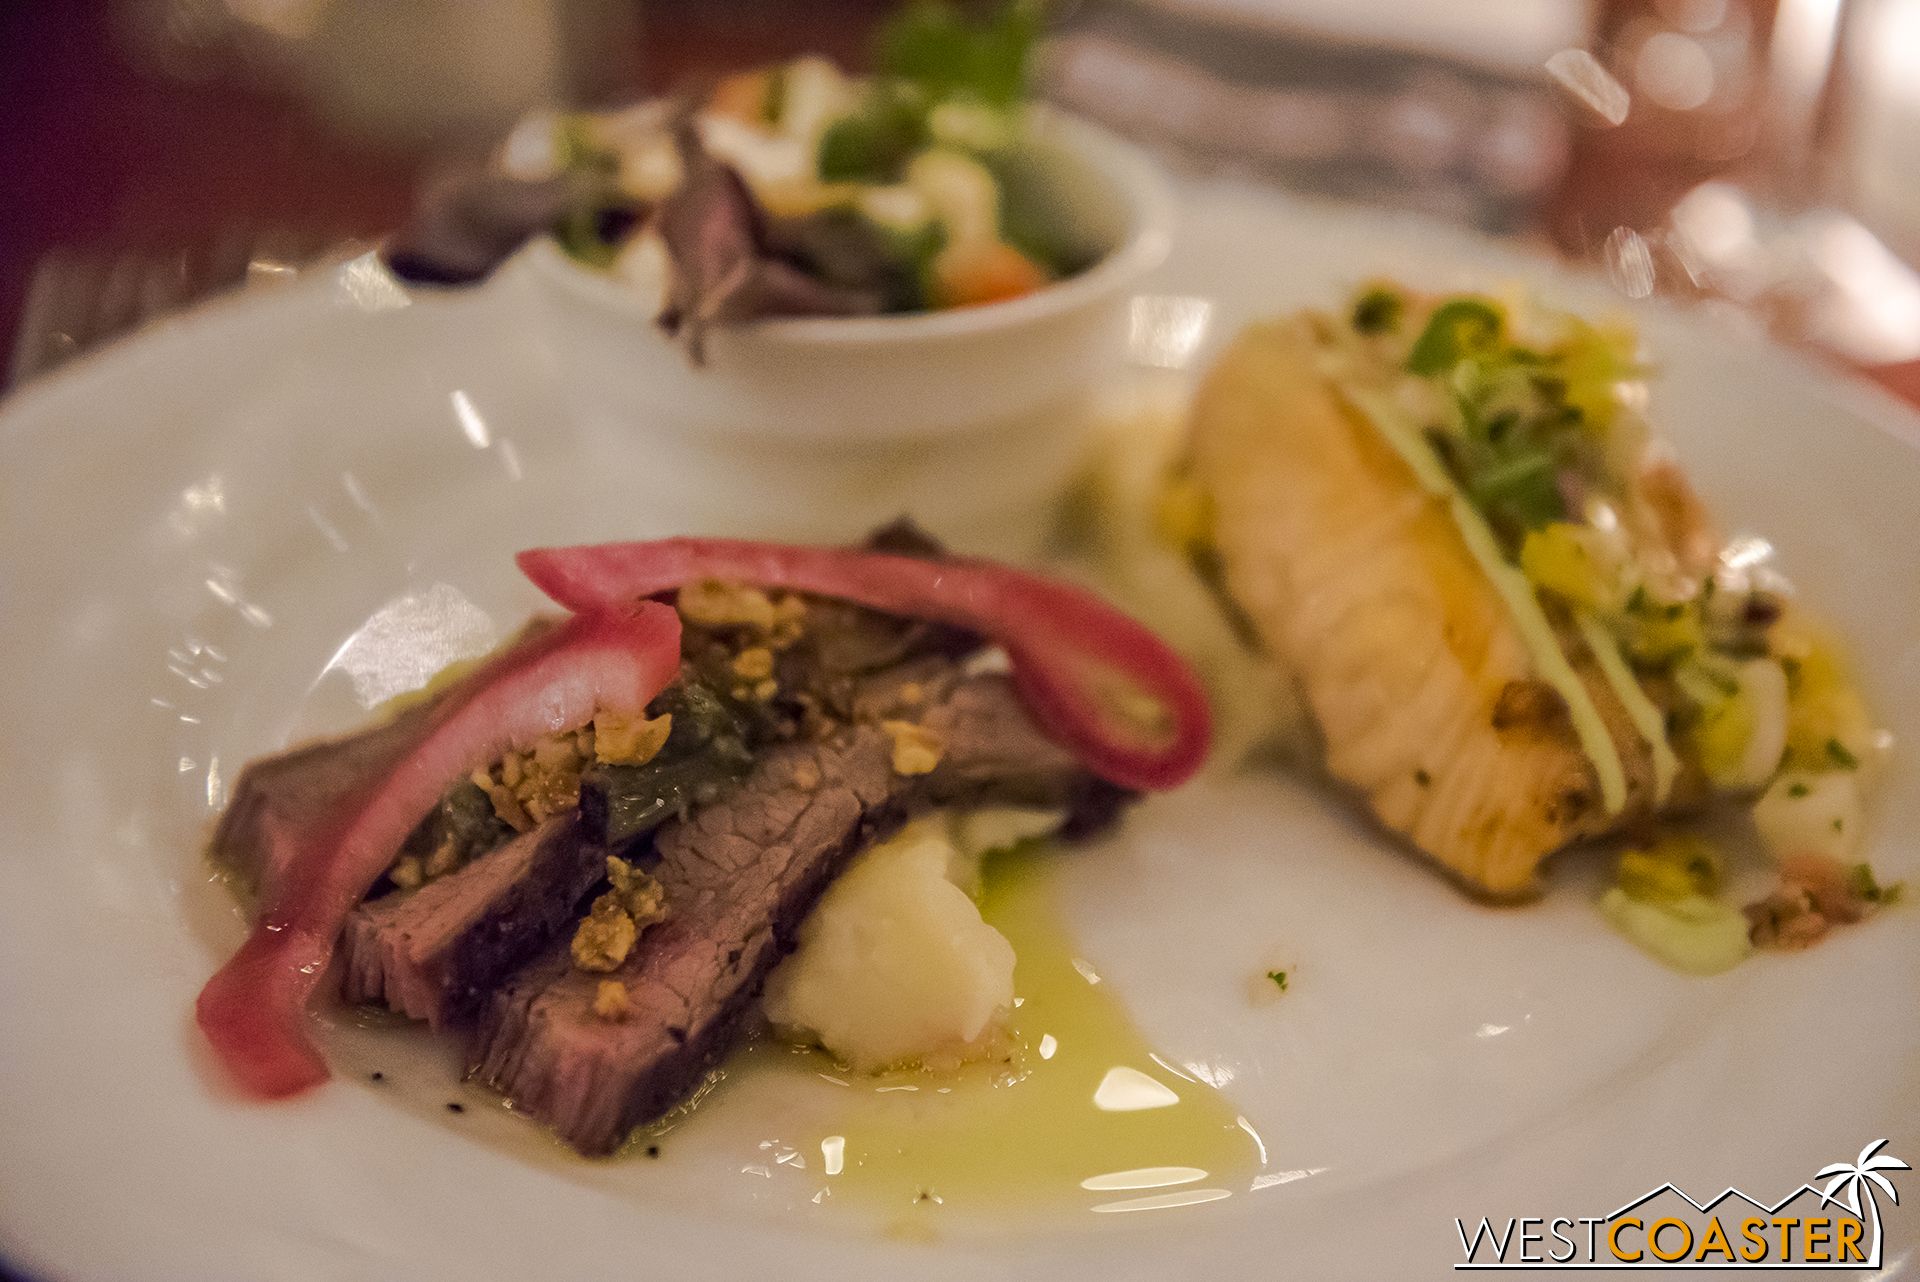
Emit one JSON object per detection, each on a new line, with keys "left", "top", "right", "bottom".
{"left": 503, "top": 109, "right": 1174, "bottom": 559}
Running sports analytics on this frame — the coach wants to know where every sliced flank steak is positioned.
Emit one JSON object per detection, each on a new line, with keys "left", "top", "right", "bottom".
{"left": 195, "top": 532, "right": 1210, "bottom": 1151}
{"left": 338, "top": 813, "right": 608, "bottom": 1030}
{"left": 473, "top": 669, "right": 1123, "bottom": 1156}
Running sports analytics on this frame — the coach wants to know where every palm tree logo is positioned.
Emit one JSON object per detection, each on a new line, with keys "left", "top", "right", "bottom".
{"left": 1816, "top": 1138, "right": 1910, "bottom": 1265}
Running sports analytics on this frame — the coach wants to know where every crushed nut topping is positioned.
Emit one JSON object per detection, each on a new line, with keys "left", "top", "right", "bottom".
{"left": 768, "top": 593, "right": 807, "bottom": 648}
{"left": 593, "top": 980, "right": 631, "bottom": 1022}
{"left": 595, "top": 711, "right": 673, "bottom": 765}
{"left": 571, "top": 896, "right": 638, "bottom": 972}
{"left": 423, "top": 837, "right": 462, "bottom": 879}
{"left": 1744, "top": 851, "right": 1867, "bottom": 950}
{"left": 472, "top": 726, "right": 595, "bottom": 832}
{"left": 732, "top": 646, "right": 774, "bottom": 680}
{"left": 678, "top": 579, "right": 778, "bottom": 630}
{"left": 607, "top": 855, "right": 668, "bottom": 928}
{"left": 882, "top": 720, "right": 945, "bottom": 775}
{"left": 571, "top": 856, "right": 668, "bottom": 973}
{"left": 677, "top": 579, "right": 807, "bottom": 651}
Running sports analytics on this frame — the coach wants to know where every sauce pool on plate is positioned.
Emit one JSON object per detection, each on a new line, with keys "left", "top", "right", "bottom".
{"left": 704, "top": 842, "right": 1261, "bottom": 1227}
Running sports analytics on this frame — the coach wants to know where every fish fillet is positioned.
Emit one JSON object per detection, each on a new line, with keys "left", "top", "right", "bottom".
{"left": 1186, "top": 316, "right": 1674, "bottom": 894}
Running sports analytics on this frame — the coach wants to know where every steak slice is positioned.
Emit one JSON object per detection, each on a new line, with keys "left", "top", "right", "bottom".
{"left": 210, "top": 701, "right": 445, "bottom": 900}
{"left": 195, "top": 608, "right": 681, "bottom": 1100}
{"left": 473, "top": 671, "right": 1120, "bottom": 1156}
{"left": 338, "top": 813, "right": 605, "bottom": 1030}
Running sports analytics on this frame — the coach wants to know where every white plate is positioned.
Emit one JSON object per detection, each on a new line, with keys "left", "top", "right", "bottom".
{"left": 3, "top": 180, "right": 1917, "bottom": 1281}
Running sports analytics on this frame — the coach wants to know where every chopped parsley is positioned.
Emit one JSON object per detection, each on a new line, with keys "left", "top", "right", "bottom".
{"left": 1405, "top": 297, "right": 1504, "bottom": 375}
{"left": 1390, "top": 293, "right": 1646, "bottom": 554}
{"left": 1849, "top": 863, "right": 1905, "bottom": 905}
{"left": 1352, "top": 287, "right": 1404, "bottom": 334}
{"left": 1826, "top": 738, "right": 1860, "bottom": 770}
{"left": 1266, "top": 970, "right": 1288, "bottom": 992}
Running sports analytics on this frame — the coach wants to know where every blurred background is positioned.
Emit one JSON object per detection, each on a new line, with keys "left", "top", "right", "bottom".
{"left": 3, "top": 0, "right": 1918, "bottom": 397}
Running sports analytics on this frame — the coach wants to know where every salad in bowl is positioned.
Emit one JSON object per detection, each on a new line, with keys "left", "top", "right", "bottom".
{"left": 387, "top": 0, "right": 1157, "bottom": 357}
{"left": 380, "top": 1, "right": 1171, "bottom": 558}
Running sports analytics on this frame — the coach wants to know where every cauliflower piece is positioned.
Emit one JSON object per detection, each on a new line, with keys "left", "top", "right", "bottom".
{"left": 1753, "top": 769, "right": 1865, "bottom": 863}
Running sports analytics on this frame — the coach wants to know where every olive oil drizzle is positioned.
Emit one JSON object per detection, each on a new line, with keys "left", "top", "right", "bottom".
{"left": 722, "top": 841, "right": 1263, "bottom": 1221}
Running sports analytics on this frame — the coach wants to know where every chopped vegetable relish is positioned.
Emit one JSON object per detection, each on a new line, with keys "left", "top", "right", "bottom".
{"left": 1326, "top": 285, "right": 1898, "bottom": 967}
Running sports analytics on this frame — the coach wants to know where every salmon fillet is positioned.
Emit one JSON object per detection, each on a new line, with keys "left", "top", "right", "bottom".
{"left": 1185, "top": 315, "right": 1673, "bottom": 895}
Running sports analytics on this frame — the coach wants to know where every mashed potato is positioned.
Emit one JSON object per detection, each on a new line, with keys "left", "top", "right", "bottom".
{"left": 761, "top": 809, "right": 1057, "bottom": 1072}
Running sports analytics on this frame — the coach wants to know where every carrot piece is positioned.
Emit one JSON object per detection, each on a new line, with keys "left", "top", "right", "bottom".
{"left": 928, "top": 240, "right": 1048, "bottom": 308}
{"left": 708, "top": 69, "right": 776, "bottom": 125}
